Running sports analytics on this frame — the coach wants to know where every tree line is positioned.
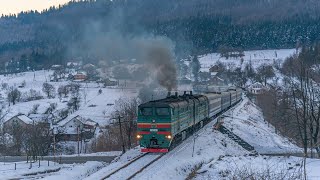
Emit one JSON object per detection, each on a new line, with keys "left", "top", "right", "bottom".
{"left": 0, "top": 0, "right": 320, "bottom": 67}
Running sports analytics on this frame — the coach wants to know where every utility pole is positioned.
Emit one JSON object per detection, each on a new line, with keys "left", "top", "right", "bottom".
{"left": 77, "top": 126, "right": 80, "bottom": 156}
{"left": 53, "top": 128, "right": 56, "bottom": 162}
{"left": 192, "top": 112, "right": 196, "bottom": 157}
{"left": 118, "top": 115, "right": 126, "bottom": 154}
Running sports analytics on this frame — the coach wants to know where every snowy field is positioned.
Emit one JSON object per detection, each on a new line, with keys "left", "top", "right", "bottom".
{"left": 0, "top": 160, "right": 105, "bottom": 180}
{"left": 198, "top": 49, "right": 297, "bottom": 72}
{"left": 0, "top": 70, "right": 137, "bottom": 127}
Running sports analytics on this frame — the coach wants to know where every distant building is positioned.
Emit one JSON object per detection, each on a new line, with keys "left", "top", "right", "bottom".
{"left": 51, "top": 64, "right": 63, "bottom": 70}
{"left": 66, "top": 62, "right": 81, "bottom": 69}
{"left": 247, "top": 82, "right": 267, "bottom": 94}
{"left": 209, "top": 65, "right": 222, "bottom": 73}
{"left": 178, "top": 77, "right": 192, "bottom": 85}
{"left": 3, "top": 114, "right": 50, "bottom": 134}
{"left": 28, "top": 114, "right": 53, "bottom": 125}
{"left": 73, "top": 71, "right": 87, "bottom": 81}
{"left": 3, "top": 115, "right": 33, "bottom": 132}
{"left": 83, "top": 63, "right": 95, "bottom": 69}
{"left": 56, "top": 115, "right": 98, "bottom": 141}
{"left": 102, "top": 78, "right": 118, "bottom": 87}
{"left": 208, "top": 76, "right": 225, "bottom": 86}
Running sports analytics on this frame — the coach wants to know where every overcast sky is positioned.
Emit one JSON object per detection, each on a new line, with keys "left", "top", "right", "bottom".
{"left": 0, "top": 0, "right": 71, "bottom": 15}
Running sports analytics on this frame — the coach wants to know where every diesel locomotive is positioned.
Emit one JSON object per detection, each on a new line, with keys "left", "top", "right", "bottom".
{"left": 137, "top": 88, "right": 242, "bottom": 153}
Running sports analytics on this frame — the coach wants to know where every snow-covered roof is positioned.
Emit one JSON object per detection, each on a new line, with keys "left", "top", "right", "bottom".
{"left": 83, "top": 119, "right": 98, "bottom": 127}
{"left": 58, "top": 115, "right": 97, "bottom": 127}
{"left": 17, "top": 115, "right": 33, "bottom": 124}
{"left": 210, "top": 72, "right": 218, "bottom": 76}
{"left": 51, "top": 65, "right": 62, "bottom": 68}
{"left": 248, "top": 82, "right": 266, "bottom": 89}
{"left": 58, "top": 115, "right": 80, "bottom": 126}
{"left": 67, "top": 62, "right": 80, "bottom": 66}
{"left": 75, "top": 71, "right": 87, "bottom": 76}
{"left": 28, "top": 114, "right": 52, "bottom": 122}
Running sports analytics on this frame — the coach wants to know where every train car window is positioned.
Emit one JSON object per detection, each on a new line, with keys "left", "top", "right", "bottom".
{"left": 156, "top": 108, "right": 170, "bottom": 116}
{"left": 140, "top": 108, "right": 153, "bottom": 116}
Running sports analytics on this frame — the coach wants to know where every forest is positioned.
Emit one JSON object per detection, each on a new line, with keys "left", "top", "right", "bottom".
{"left": 0, "top": 0, "right": 320, "bottom": 70}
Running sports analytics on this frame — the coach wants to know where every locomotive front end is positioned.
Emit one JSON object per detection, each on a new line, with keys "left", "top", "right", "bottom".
{"left": 137, "top": 103, "right": 173, "bottom": 153}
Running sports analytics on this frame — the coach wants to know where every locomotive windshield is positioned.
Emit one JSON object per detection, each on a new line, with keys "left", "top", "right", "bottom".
{"left": 156, "top": 108, "right": 170, "bottom": 116}
{"left": 140, "top": 107, "right": 153, "bottom": 116}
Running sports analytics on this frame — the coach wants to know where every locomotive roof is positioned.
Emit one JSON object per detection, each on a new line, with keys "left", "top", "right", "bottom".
{"left": 139, "top": 94, "right": 206, "bottom": 108}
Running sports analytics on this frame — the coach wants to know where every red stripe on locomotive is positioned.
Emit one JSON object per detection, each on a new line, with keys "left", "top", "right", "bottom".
{"left": 139, "top": 131, "right": 151, "bottom": 134}
{"left": 137, "top": 124, "right": 152, "bottom": 128}
{"left": 141, "top": 148, "right": 169, "bottom": 153}
{"left": 156, "top": 124, "right": 171, "bottom": 128}
{"left": 157, "top": 131, "right": 171, "bottom": 135}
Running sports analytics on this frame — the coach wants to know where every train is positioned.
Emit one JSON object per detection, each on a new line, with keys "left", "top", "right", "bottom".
{"left": 136, "top": 88, "right": 243, "bottom": 153}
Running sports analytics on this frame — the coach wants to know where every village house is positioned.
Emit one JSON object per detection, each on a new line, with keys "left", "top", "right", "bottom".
{"left": 28, "top": 113, "right": 53, "bottom": 126}
{"left": 209, "top": 65, "right": 223, "bottom": 74}
{"left": 50, "top": 64, "right": 63, "bottom": 71}
{"left": 208, "top": 76, "right": 225, "bottom": 86}
{"left": 73, "top": 71, "right": 87, "bottom": 81}
{"left": 3, "top": 115, "right": 33, "bottom": 133}
{"left": 3, "top": 114, "right": 50, "bottom": 134}
{"left": 66, "top": 62, "right": 81, "bottom": 69}
{"left": 56, "top": 115, "right": 98, "bottom": 141}
{"left": 178, "top": 77, "right": 192, "bottom": 85}
{"left": 247, "top": 82, "right": 267, "bottom": 94}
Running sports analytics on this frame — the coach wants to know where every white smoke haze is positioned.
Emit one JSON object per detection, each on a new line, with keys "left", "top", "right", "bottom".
{"left": 68, "top": 19, "right": 178, "bottom": 91}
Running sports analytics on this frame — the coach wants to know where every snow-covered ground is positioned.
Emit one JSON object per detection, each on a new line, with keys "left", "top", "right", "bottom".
{"left": 0, "top": 159, "right": 106, "bottom": 180}
{"left": 198, "top": 49, "right": 297, "bottom": 72}
{"left": 0, "top": 48, "right": 319, "bottom": 179}
{"left": 0, "top": 161, "right": 61, "bottom": 179}
{"left": 83, "top": 96, "right": 319, "bottom": 180}
{"left": 47, "top": 151, "right": 122, "bottom": 157}
{"left": 0, "top": 70, "right": 137, "bottom": 127}
{"left": 0, "top": 96, "right": 318, "bottom": 179}
{"left": 196, "top": 155, "right": 320, "bottom": 180}
{"left": 222, "top": 98, "right": 301, "bottom": 153}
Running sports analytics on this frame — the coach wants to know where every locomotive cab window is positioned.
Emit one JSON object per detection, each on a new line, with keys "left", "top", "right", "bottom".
{"left": 140, "top": 107, "right": 153, "bottom": 116}
{"left": 156, "top": 108, "right": 170, "bottom": 116}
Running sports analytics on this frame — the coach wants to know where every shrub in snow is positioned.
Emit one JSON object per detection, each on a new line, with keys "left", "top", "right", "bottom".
{"left": 28, "top": 104, "right": 40, "bottom": 115}
{"left": 21, "top": 89, "right": 43, "bottom": 102}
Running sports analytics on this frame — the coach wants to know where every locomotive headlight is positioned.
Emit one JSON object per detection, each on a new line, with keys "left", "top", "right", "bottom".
{"left": 137, "top": 134, "right": 142, "bottom": 139}
{"left": 166, "top": 135, "right": 172, "bottom": 139}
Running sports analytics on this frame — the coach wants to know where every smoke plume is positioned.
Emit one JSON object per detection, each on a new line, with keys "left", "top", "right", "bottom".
{"left": 135, "top": 37, "right": 177, "bottom": 91}
{"left": 68, "top": 21, "right": 177, "bottom": 91}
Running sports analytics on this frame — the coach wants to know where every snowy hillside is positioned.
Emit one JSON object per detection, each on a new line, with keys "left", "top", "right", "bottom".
{"left": 198, "top": 49, "right": 297, "bottom": 72}
{"left": 0, "top": 96, "right": 318, "bottom": 179}
{"left": 83, "top": 97, "right": 319, "bottom": 180}
{"left": 0, "top": 70, "right": 137, "bottom": 127}
{"left": 222, "top": 99, "right": 301, "bottom": 153}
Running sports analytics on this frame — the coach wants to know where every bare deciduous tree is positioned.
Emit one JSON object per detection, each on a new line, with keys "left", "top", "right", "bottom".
{"left": 7, "top": 87, "right": 21, "bottom": 105}
{"left": 67, "top": 83, "right": 81, "bottom": 112}
{"left": 42, "top": 82, "right": 56, "bottom": 98}
{"left": 257, "top": 64, "right": 275, "bottom": 85}
{"left": 112, "top": 98, "right": 139, "bottom": 150}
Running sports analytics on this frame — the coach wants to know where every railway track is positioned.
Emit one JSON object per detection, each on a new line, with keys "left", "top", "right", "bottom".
{"left": 97, "top": 100, "right": 243, "bottom": 180}
{"left": 101, "top": 153, "right": 164, "bottom": 180}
